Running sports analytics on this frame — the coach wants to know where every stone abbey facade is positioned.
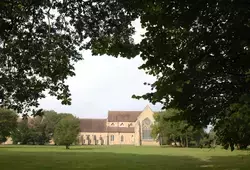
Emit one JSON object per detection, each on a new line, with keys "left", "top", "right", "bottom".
{"left": 79, "top": 105, "right": 159, "bottom": 146}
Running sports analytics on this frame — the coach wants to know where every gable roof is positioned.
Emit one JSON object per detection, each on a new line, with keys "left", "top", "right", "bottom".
{"left": 108, "top": 111, "right": 141, "bottom": 122}
{"left": 80, "top": 119, "right": 106, "bottom": 132}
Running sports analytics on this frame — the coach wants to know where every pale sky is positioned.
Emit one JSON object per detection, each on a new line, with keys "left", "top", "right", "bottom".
{"left": 38, "top": 20, "right": 163, "bottom": 118}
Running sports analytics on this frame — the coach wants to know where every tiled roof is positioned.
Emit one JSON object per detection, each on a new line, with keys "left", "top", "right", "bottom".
{"left": 80, "top": 119, "right": 106, "bottom": 132}
{"left": 79, "top": 118, "right": 136, "bottom": 133}
{"left": 108, "top": 111, "right": 141, "bottom": 122}
{"left": 107, "top": 127, "right": 134, "bottom": 133}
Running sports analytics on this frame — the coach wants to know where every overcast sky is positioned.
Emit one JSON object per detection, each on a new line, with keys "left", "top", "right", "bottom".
{"left": 38, "top": 20, "right": 163, "bottom": 118}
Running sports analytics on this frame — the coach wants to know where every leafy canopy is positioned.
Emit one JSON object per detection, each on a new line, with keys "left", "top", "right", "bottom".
{"left": 0, "top": 108, "right": 17, "bottom": 143}
{"left": 215, "top": 95, "right": 250, "bottom": 151}
{"left": 0, "top": 0, "right": 138, "bottom": 113}
{"left": 11, "top": 110, "right": 73, "bottom": 145}
{"left": 53, "top": 115, "right": 80, "bottom": 149}
{"left": 152, "top": 109, "right": 206, "bottom": 147}
{"left": 130, "top": 0, "right": 250, "bottom": 127}
{"left": 11, "top": 118, "right": 35, "bottom": 145}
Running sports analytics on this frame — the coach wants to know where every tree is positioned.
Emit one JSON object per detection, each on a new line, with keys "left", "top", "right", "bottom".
{"left": 0, "top": 0, "right": 137, "bottom": 113}
{"left": 0, "top": 108, "right": 17, "bottom": 143}
{"left": 53, "top": 115, "right": 80, "bottom": 149}
{"left": 41, "top": 110, "right": 61, "bottom": 141}
{"left": 215, "top": 96, "right": 250, "bottom": 151}
{"left": 129, "top": 0, "right": 250, "bottom": 128}
{"left": 29, "top": 115, "right": 50, "bottom": 145}
{"left": 204, "top": 128, "right": 218, "bottom": 148}
{"left": 100, "top": 0, "right": 250, "bottom": 151}
{"left": 11, "top": 118, "right": 32, "bottom": 144}
{"left": 11, "top": 110, "right": 68, "bottom": 145}
{"left": 152, "top": 109, "right": 206, "bottom": 147}
{"left": 38, "top": 111, "right": 73, "bottom": 144}
{"left": 11, "top": 116, "right": 46, "bottom": 145}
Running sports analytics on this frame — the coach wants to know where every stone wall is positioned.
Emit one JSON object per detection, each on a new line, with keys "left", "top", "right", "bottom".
{"left": 107, "top": 132, "right": 135, "bottom": 145}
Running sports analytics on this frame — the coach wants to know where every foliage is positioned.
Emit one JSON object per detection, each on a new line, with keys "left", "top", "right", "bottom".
{"left": 130, "top": 0, "right": 250, "bottom": 129}
{"left": 198, "top": 128, "right": 217, "bottom": 149}
{"left": 100, "top": 0, "right": 250, "bottom": 151}
{"left": 53, "top": 115, "right": 80, "bottom": 149}
{"left": 0, "top": 108, "right": 17, "bottom": 143}
{"left": 215, "top": 95, "right": 250, "bottom": 151}
{"left": 0, "top": 0, "right": 138, "bottom": 113}
{"left": 11, "top": 118, "right": 32, "bottom": 144}
{"left": 11, "top": 110, "right": 71, "bottom": 145}
{"left": 11, "top": 117, "right": 47, "bottom": 145}
{"left": 152, "top": 109, "right": 206, "bottom": 147}
{"left": 41, "top": 110, "right": 62, "bottom": 140}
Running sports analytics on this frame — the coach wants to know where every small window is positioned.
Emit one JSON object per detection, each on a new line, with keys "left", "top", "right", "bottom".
{"left": 111, "top": 135, "right": 115, "bottom": 141}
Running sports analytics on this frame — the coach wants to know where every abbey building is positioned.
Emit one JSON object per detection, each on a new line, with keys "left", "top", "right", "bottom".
{"left": 79, "top": 105, "right": 159, "bottom": 146}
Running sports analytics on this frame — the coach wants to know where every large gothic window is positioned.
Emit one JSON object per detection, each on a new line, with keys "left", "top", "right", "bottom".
{"left": 142, "top": 118, "right": 153, "bottom": 140}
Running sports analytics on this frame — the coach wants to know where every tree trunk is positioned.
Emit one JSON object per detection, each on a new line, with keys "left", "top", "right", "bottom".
{"left": 66, "top": 145, "right": 69, "bottom": 149}
{"left": 185, "top": 133, "right": 188, "bottom": 148}
{"left": 180, "top": 136, "right": 183, "bottom": 147}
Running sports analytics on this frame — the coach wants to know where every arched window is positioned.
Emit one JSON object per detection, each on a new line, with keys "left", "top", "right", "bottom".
{"left": 142, "top": 118, "right": 153, "bottom": 140}
{"left": 111, "top": 135, "right": 115, "bottom": 141}
{"left": 121, "top": 135, "right": 124, "bottom": 142}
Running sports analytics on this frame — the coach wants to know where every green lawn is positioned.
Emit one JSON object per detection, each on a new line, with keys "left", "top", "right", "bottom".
{"left": 0, "top": 145, "right": 249, "bottom": 170}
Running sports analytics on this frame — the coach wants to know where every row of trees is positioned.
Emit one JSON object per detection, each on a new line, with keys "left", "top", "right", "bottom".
{"left": 152, "top": 107, "right": 250, "bottom": 150}
{"left": 0, "top": 109, "right": 80, "bottom": 149}
{"left": 151, "top": 109, "right": 217, "bottom": 148}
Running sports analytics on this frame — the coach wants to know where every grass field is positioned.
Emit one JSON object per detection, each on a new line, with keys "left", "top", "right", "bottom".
{"left": 0, "top": 145, "right": 249, "bottom": 170}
